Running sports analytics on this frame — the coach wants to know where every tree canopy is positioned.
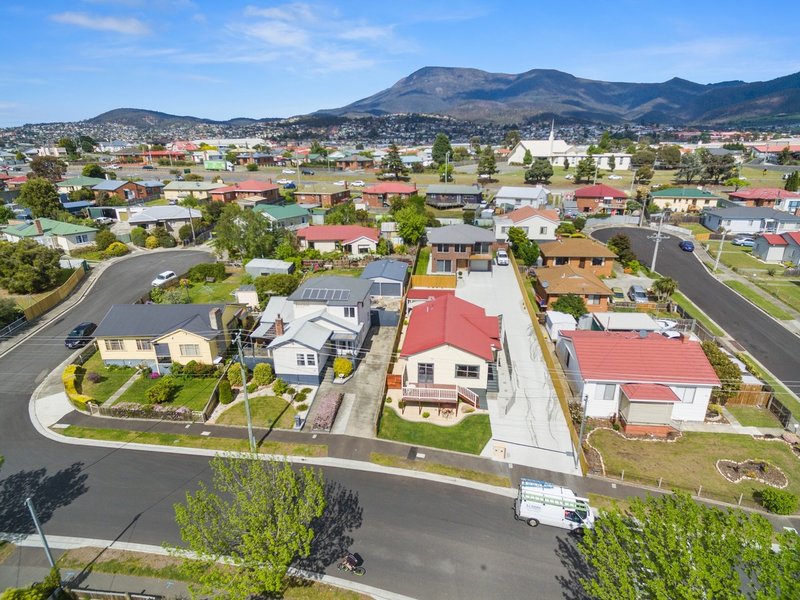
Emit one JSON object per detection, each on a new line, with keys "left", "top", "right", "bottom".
{"left": 381, "top": 144, "right": 407, "bottom": 179}
{"left": 211, "top": 204, "right": 284, "bottom": 260}
{"left": 0, "top": 240, "right": 64, "bottom": 294}
{"left": 525, "top": 158, "right": 554, "bottom": 184}
{"left": 395, "top": 206, "right": 427, "bottom": 244}
{"left": 29, "top": 156, "right": 66, "bottom": 182}
{"left": 676, "top": 153, "right": 704, "bottom": 184}
{"left": 606, "top": 233, "right": 637, "bottom": 266}
{"left": 17, "top": 178, "right": 62, "bottom": 218}
{"left": 82, "top": 163, "right": 105, "bottom": 178}
{"left": 507, "top": 226, "right": 539, "bottom": 266}
{"left": 551, "top": 293, "right": 587, "bottom": 319}
{"left": 432, "top": 133, "right": 453, "bottom": 165}
{"left": 477, "top": 146, "right": 497, "bottom": 178}
{"left": 575, "top": 157, "right": 596, "bottom": 183}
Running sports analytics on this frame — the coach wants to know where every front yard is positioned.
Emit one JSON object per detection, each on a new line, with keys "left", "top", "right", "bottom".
{"left": 115, "top": 374, "right": 218, "bottom": 411}
{"left": 185, "top": 269, "right": 245, "bottom": 304}
{"left": 726, "top": 405, "right": 782, "bottom": 428}
{"left": 215, "top": 395, "right": 297, "bottom": 430}
{"left": 377, "top": 407, "right": 492, "bottom": 455}
{"left": 589, "top": 429, "right": 800, "bottom": 511}
{"left": 76, "top": 352, "right": 136, "bottom": 403}
{"left": 723, "top": 281, "right": 795, "bottom": 320}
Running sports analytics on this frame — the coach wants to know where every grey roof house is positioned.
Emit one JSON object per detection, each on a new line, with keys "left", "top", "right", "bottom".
{"left": 244, "top": 258, "right": 295, "bottom": 277}
{"left": 426, "top": 224, "right": 496, "bottom": 273}
{"left": 425, "top": 184, "right": 483, "bottom": 208}
{"left": 128, "top": 206, "right": 202, "bottom": 239}
{"left": 360, "top": 259, "right": 409, "bottom": 297}
{"left": 701, "top": 207, "right": 800, "bottom": 235}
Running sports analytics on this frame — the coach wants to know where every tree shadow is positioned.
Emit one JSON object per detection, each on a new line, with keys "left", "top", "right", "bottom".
{"left": 553, "top": 533, "right": 592, "bottom": 600}
{"left": 0, "top": 463, "right": 88, "bottom": 541}
{"left": 292, "top": 480, "right": 363, "bottom": 578}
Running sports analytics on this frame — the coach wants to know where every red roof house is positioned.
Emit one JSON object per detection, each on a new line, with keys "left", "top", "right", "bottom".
{"left": 209, "top": 179, "right": 280, "bottom": 202}
{"left": 753, "top": 231, "right": 800, "bottom": 263}
{"left": 556, "top": 330, "right": 719, "bottom": 435}
{"left": 361, "top": 182, "right": 418, "bottom": 208}
{"left": 573, "top": 184, "right": 628, "bottom": 215}
{"left": 727, "top": 187, "right": 800, "bottom": 209}
{"left": 296, "top": 225, "right": 379, "bottom": 257}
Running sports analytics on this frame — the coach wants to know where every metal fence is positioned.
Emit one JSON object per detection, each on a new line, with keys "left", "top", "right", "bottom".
{"left": 68, "top": 588, "right": 162, "bottom": 600}
{"left": 0, "top": 315, "right": 28, "bottom": 340}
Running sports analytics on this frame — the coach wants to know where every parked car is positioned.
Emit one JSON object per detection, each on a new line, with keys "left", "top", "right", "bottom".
{"left": 106, "top": 164, "right": 121, "bottom": 170}
{"left": 276, "top": 178, "right": 291, "bottom": 184}
{"left": 301, "top": 169, "right": 314, "bottom": 175}
{"left": 284, "top": 182, "right": 296, "bottom": 189}
{"left": 495, "top": 249, "right": 509, "bottom": 265}
{"left": 564, "top": 174, "right": 574, "bottom": 180}
{"left": 151, "top": 270, "right": 177, "bottom": 287}
{"left": 350, "top": 180, "right": 366, "bottom": 187}
{"left": 95, "top": 216, "right": 115, "bottom": 226}
{"left": 611, "top": 287, "right": 625, "bottom": 302}
{"left": 679, "top": 240, "right": 695, "bottom": 252}
{"left": 282, "top": 169, "right": 296, "bottom": 174}
{"left": 608, "top": 174, "right": 622, "bottom": 180}
{"left": 333, "top": 180, "right": 346, "bottom": 186}
{"left": 65, "top": 322, "right": 97, "bottom": 349}
{"left": 732, "top": 237, "right": 755, "bottom": 247}
{"left": 627, "top": 285, "right": 648, "bottom": 303}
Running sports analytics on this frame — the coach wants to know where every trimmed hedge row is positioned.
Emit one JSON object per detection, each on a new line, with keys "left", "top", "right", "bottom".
{"left": 62, "top": 364, "right": 92, "bottom": 409}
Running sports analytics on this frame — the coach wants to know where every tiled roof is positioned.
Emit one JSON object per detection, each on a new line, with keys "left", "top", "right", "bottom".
{"left": 559, "top": 330, "right": 720, "bottom": 385}
{"left": 533, "top": 265, "right": 612, "bottom": 296}
{"left": 401, "top": 294, "right": 500, "bottom": 361}
{"left": 539, "top": 238, "right": 617, "bottom": 258}
{"left": 574, "top": 184, "right": 627, "bottom": 199}
{"left": 506, "top": 205, "right": 560, "bottom": 224}
{"left": 296, "top": 225, "right": 378, "bottom": 244}
{"left": 362, "top": 183, "right": 417, "bottom": 195}
{"left": 620, "top": 383, "right": 680, "bottom": 402}
{"left": 759, "top": 233, "right": 788, "bottom": 246}
{"left": 728, "top": 187, "right": 800, "bottom": 200}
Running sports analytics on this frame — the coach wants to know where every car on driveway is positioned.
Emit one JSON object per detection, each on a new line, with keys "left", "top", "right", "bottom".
{"left": 95, "top": 216, "right": 115, "bottom": 226}
{"left": 142, "top": 165, "right": 155, "bottom": 170}
{"left": 679, "top": 240, "right": 695, "bottom": 252}
{"left": 284, "top": 182, "right": 296, "bottom": 189}
{"left": 351, "top": 180, "right": 366, "bottom": 187}
{"left": 65, "top": 322, "right": 97, "bottom": 349}
{"left": 732, "top": 237, "right": 755, "bottom": 247}
{"left": 611, "top": 287, "right": 625, "bottom": 303}
{"left": 151, "top": 270, "right": 177, "bottom": 287}
{"left": 628, "top": 285, "right": 648, "bottom": 303}
{"left": 608, "top": 174, "right": 622, "bottom": 180}
{"left": 495, "top": 249, "right": 509, "bottom": 265}
{"left": 282, "top": 168, "right": 296, "bottom": 174}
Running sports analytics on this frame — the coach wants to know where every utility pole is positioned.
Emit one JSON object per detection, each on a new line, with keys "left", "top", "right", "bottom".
{"left": 649, "top": 213, "right": 667, "bottom": 273}
{"left": 713, "top": 230, "right": 728, "bottom": 272}
{"left": 25, "top": 497, "right": 56, "bottom": 570}
{"left": 575, "top": 395, "right": 589, "bottom": 470}
{"left": 235, "top": 331, "right": 256, "bottom": 452}
{"left": 445, "top": 151, "right": 451, "bottom": 184}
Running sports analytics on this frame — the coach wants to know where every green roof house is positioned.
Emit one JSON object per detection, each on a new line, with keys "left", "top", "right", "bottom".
{"left": 649, "top": 187, "right": 720, "bottom": 213}
{"left": 254, "top": 204, "right": 310, "bottom": 230}
{"left": 57, "top": 176, "right": 106, "bottom": 194}
{"left": 2, "top": 217, "right": 97, "bottom": 253}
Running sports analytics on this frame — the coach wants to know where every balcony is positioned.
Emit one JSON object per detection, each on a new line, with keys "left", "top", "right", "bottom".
{"left": 401, "top": 384, "right": 479, "bottom": 412}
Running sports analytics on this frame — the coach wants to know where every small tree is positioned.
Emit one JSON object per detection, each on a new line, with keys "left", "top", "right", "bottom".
{"left": 94, "top": 229, "right": 116, "bottom": 251}
{"left": 395, "top": 205, "right": 427, "bottom": 244}
{"left": 130, "top": 226, "right": 147, "bottom": 246}
{"left": 431, "top": 133, "right": 453, "bottom": 165}
{"left": 784, "top": 170, "right": 799, "bottom": 192}
{"left": 575, "top": 157, "right": 596, "bottom": 183}
{"left": 507, "top": 226, "right": 539, "bottom": 266}
{"left": 524, "top": 158, "right": 553, "bottom": 184}
{"left": 381, "top": 143, "right": 407, "bottom": 179}
{"left": 252, "top": 363, "right": 274, "bottom": 387}
{"left": 652, "top": 276, "right": 677, "bottom": 301}
{"left": 606, "top": 233, "right": 637, "bottom": 266}
{"left": 246, "top": 163, "right": 258, "bottom": 172}
{"left": 634, "top": 164, "right": 654, "bottom": 184}
{"left": 17, "top": 177, "right": 62, "bottom": 218}
{"left": 82, "top": 163, "right": 105, "bottom": 178}
{"left": 551, "top": 293, "right": 587, "bottom": 319}
{"left": 477, "top": 146, "right": 497, "bottom": 179}
{"left": 145, "top": 376, "right": 179, "bottom": 404}
{"left": 522, "top": 149, "right": 533, "bottom": 166}
{"left": 333, "top": 357, "right": 353, "bottom": 378}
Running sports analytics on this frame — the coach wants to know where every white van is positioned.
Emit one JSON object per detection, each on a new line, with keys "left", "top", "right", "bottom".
{"left": 514, "top": 478, "right": 595, "bottom": 531}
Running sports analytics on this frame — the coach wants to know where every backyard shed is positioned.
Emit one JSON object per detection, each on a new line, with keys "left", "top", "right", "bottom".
{"left": 360, "top": 259, "right": 409, "bottom": 297}
{"left": 245, "top": 258, "right": 295, "bottom": 277}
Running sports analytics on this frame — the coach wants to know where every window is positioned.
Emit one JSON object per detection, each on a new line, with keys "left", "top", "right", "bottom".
{"left": 555, "top": 257, "right": 568, "bottom": 265}
{"left": 306, "top": 354, "right": 316, "bottom": 366}
{"left": 435, "top": 244, "right": 448, "bottom": 252}
{"left": 674, "top": 387, "right": 696, "bottom": 404}
{"left": 344, "top": 306, "right": 355, "bottom": 318}
{"left": 136, "top": 339, "right": 152, "bottom": 351}
{"left": 436, "top": 259, "right": 452, "bottom": 272}
{"left": 596, "top": 384, "right": 616, "bottom": 401}
{"left": 501, "top": 226, "right": 509, "bottom": 234}
{"left": 296, "top": 353, "right": 306, "bottom": 366}
{"left": 455, "top": 244, "right": 468, "bottom": 253}
{"left": 104, "top": 339, "right": 124, "bottom": 351}
{"left": 358, "top": 244, "right": 370, "bottom": 254}
{"left": 539, "top": 226, "right": 548, "bottom": 235}
{"left": 455, "top": 364, "right": 480, "bottom": 379}
{"left": 75, "top": 234, "right": 89, "bottom": 244}
{"left": 587, "top": 294, "right": 600, "bottom": 305}
{"left": 179, "top": 344, "right": 200, "bottom": 357}
{"left": 591, "top": 257, "right": 604, "bottom": 266}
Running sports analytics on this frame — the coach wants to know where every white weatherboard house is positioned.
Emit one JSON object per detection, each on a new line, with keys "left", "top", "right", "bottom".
{"left": 494, "top": 186, "right": 549, "bottom": 209}
{"left": 494, "top": 205, "right": 560, "bottom": 243}
{"left": 700, "top": 207, "right": 800, "bottom": 235}
{"left": 556, "top": 330, "right": 720, "bottom": 436}
{"left": 247, "top": 276, "right": 372, "bottom": 384}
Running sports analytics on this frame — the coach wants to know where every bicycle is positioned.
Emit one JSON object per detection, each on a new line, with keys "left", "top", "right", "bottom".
{"left": 338, "top": 557, "right": 365, "bottom": 576}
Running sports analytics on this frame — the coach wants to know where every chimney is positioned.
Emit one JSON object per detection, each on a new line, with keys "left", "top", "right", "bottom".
{"left": 209, "top": 307, "right": 222, "bottom": 331}
{"left": 34, "top": 219, "right": 43, "bottom": 234}
{"left": 274, "top": 314, "right": 285, "bottom": 336}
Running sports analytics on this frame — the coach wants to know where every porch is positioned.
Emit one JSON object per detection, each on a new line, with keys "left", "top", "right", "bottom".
{"left": 401, "top": 383, "right": 480, "bottom": 415}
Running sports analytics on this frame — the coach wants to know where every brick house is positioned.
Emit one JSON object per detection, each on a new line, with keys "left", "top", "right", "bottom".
{"left": 294, "top": 184, "right": 350, "bottom": 208}
{"left": 361, "top": 183, "right": 418, "bottom": 208}
{"left": 335, "top": 155, "right": 375, "bottom": 170}
{"left": 209, "top": 180, "right": 281, "bottom": 203}
{"left": 532, "top": 265, "right": 613, "bottom": 312}
{"left": 426, "top": 224, "right": 496, "bottom": 273}
{"left": 538, "top": 238, "right": 617, "bottom": 277}
{"left": 92, "top": 179, "right": 150, "bottom": 203}
{"left": 726, "top": 188, "right": 800, "bottom": 211}
{"left": 574, "top": 183, "right": 628, "bottom": 215}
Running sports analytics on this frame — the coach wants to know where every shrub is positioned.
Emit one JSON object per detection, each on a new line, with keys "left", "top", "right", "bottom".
{"left": 398, "top": 400, "right": 405, "bottom": 409}
{"left": 462, "top": 406, "right": 475, "bottom": 414}
{"left": 702, "top": 341, "right": 742, "bottom": 404}
{"left": 766, "top": 267, "right": 776, "bottom": 276}
{"left": 247, "top": 382, "right": 258, "bottom": 393}
{"left": 286, "top": 387, "right": 297, "bottom": 397}
{"left": 385, "top": 397, "right": 392, "bottom": 404}
{"left": 707, "top": 403, "right": 723, "bottom": 416}
{"left": 158, "top": 234, "right": 176, "bottom": 248}
{"left": 145, "top": 376, "right": 179, "bottom": 404}
{"left": 758, "top": 488, "right": 799, "bottom": 515}
{"left": 86, "top": 371, "right": 102, "bottom": 384}
{"left": 333, "top": 356, "right": 353, "bottom": 378}
{"left": 218, "top": 379, "right": 233, "bottom": 405}
{"left": 295, "top": 403, "right": 309, "bottom": 411}
{"left": 173, "top": 360, "right": 217, "bottom": 376}
{"left": 422, "top": 411, "right": 430, "bottom": 418}
{"left": 294, "top": 391, "right": 307, "bottom": 403}
{"left": 301, "top": 387, "right": 312, "bottom": 394}
{"left": 102, "top": 241, "right": 129, "bottom": 258}
{"left": 94, "top": 228, "right": 116, "bottom": 251}
{"left": 178, "top": 224, "right": 193, "bottom": 241}
{"left": 187, "top": 262, "right": 227, "bottom": 282}
{"left": 62, "top": 364, "right": 93, "bottom": 408}
{"left": 246, "top": 163, "right": 259, "bottom": 171}
{"left": 130, "top": 227, "right": 147, "bottom": 246}
{"left": 272, "top": 378, "right": 288, "bottom": 395}
{"left": 252, "top": 362, "right": 274, "bottom": 387}
{"left": 227, "top": 365, "right": 245, "bottom": 387}
{"left": 145, "top": 235, "right": 159, "bottom": 249}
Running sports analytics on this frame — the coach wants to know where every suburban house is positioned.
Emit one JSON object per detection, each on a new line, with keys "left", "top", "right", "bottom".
{"left": 57, "top": 176, "right": 106, "bottom": 194}
{"left": 532, "top": 265, "right": 613, "bottom": 312}
{"left": 494, "top": 205, "right": 559, "bottom": 243}
{"left": 92, "top": 180, "right": 150, "bottom": 203}
{"left": 405, "top": 288, "right": 455, "bottom": 315}
{"left": 209, "top": 180, "right": 280, "bottom": 203}
{"left": 574, "top": 184, "right": 628, "bottom": 215}
{"left": 538, "top": 238, "right": 617, "bottom": 276}
{"left": 361, "top": 183, "right": 417, "bottom": 208}
{"left": 360, "top": 259, "right": 409, "bottom": 297}
{"left": 426, "top": 224, "right": 495, "bottom": 273}
{"left": 163, "top": 181, "right": 226, "bottom": 202}
{"left": 139, "top": 180, "right": 165, "bottom": 200}
{"left": 128, "top": 206, "right": 202, "bottom": 239}
{"left": 254, "top": 204, "right": 310, "bottom": 230}
{"left": 556, "top": 330, "right": 720, "bottom": 435}
{"left": 400, "top": 294, "right": 500, "bottom": 411}
{"left": 248, "top": 276, "right": 373, "bottom": 384}
{"left": 700, "top": 207, "right": 800, "bottom": 235}
{"left": 296, "top": 225, "right": 379, "bottom": 256}
{"left": 493, "top": 186, "right": 549, "bottom": 209}
{"left": 244, "top": 258, "right": 295, "bottom": 277}
{"left": 93, "top": 303, "right": 247, "bottom": 373}
{"left": 425, "top": 184, "right": 483, "bottom": 209}
{"left": 335, "top": 155, "right": 375, "bottom": 170}
{"left": 752, "top": 232, "right": 800, "bottom": 264}
{"left": 2, "top": 217, "right": 97, "bottom": 253}
{"left": 294, "top": 184, "right": 350, "bottom": 208}
{"left": 648, "top": 187, "right": 720, "bottom": 213}
{"left": 724, "top": 188, "right": 800, "bottom": 213}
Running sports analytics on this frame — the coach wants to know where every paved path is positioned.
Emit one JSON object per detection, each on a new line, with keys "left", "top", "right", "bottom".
{"left": 455, "top": 268, "right": 580, "bottom": 475}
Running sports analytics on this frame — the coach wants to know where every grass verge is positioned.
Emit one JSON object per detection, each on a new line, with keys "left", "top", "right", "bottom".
{"left": 414, "top": 247, "right": 430, "bottom": 275}
{"left": 587, "top": 493, "right": 632, "bottom": 514}
{"left": 671, "top": 291, "right": 725, "bottom": 336}
{"left": 57, "top": 548, "right": 367, "bottom": 599}
{"left": 76, "top": 352, "right": 137, "bottom": 403}
{"left": 590, "top": 429, "right": 800, "bottom": 511}
{"left": 216, "top": 395, "right": 297, "bottom": 430}
{"left": 59, "top": 425, "right": 327, "bottom": 457}
{"left": 370, "top": 452, "right": 511, "bottom": 487}
{"left": 723, "top": 281, "right": 794, "bottom": 320}
{"left": 377, "top": 407, "right": 492, "bottom": 455}
{"left": 726, "top": 405, "right": 782, "bottom": 428}
{"left": 754, "top": 279, "right": 800, "bottom": 310}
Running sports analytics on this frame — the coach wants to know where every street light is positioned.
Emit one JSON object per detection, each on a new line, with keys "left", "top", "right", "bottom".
{"left": 445, "top": 151, "right": 451, "bottom": 184}
{"left": 648, "top": 212, "right": 668, "bottom": 273}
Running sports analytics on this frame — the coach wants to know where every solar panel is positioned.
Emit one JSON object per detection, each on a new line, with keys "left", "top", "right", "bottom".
{"left": 300, "top": 287, "right": 350, "bottom": 302}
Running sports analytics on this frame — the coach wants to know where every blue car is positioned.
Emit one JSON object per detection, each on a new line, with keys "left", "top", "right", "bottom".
{"left": 284, "top": 182, "right": 296, "bottom": 190}
{"left": 679, "top": 240, "right": 695, "bottom": 252}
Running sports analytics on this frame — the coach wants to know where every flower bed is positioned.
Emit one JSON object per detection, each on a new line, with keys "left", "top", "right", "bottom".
{"left": 311, "top": 391, "right": 343, "bottom": 432}
{"left": 716, "top": 459, "right": 788, "bottom": 489}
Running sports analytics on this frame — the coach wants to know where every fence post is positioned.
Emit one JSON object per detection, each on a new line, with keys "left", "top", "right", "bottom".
{"left": 697, "top": 485, "right": 702, "bottom": 497}
{"left": 738, "top": 493, "right": 743, "bottom": 506}
{"left": 620, "top": 470, "right": 625, "bottom": 482}
{"left": 658, "top": 477, "right": 662, "bottom": 489}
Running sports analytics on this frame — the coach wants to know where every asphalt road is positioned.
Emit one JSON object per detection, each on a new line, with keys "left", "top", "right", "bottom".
{"left": 0, "top": 251, "right": 584, "bottom": 599}
{"left": 593, "top": 227, "right": 800, "bottom": 396}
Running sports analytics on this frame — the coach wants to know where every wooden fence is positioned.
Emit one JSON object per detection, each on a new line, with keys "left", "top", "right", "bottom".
{"left": 410, "top": 274, "right": 457, "bottom": 289}
{"left": 727, "top": 383, "right": 772, "bottom": 407}
{"left": 23, "top": 267, "right": 87, "bottom": 320}
{"left": 509, "top": 250, "right": 587, "bottom": 474}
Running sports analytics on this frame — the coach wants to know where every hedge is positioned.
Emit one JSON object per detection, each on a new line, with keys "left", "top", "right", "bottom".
{"left": 187, "top": 262, "right": 226, "bottom": 282}
{"left": 759, "top": 487, "right": 799, "bottom": 515}
{"left": 62, "top": 364, "right": 93, "bottom": 409}
{"left": 218, "top": 379, "right": 233, "bottom": 404}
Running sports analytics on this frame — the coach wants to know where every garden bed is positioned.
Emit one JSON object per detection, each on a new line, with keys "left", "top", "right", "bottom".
{"left": 716, "top": 459, "right": 788, "bottom": 488}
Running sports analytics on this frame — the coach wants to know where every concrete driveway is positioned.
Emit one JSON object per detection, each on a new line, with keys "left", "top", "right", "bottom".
{"left": 455, "top": 267, "right": 580, "bottom": 475}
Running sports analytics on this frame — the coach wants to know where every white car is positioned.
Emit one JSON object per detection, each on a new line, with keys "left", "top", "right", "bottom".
{"left": 333, "top": 180, "right": 346, "bottom": 186}
{"left": 282, "top": 169, "right": 296, "bottom": 174}
{"left": 106, "top": 164, "right": 121, "bottom": 170}
{"left": 350, "top": 180, "right": 366, "bottom": 187}
{"left": 276, "top": 178, "right": 291, "bottom": 185}
{"left": 95, "top": 216, "right": 115, "bottom": 226}
{"left": 608, "top": 174, "right": 622, "bottom": 180}
{"left": 655, "top": 319, "right": 678, "bottom": 330}
{"left": 151, "top": 270, "right": 177, "bottom": 287}
{"left": 495, "top": 249, "right": 509, "bottom": 266}
{"left": 565, "top": 174, "right": 574, "bottom": 180}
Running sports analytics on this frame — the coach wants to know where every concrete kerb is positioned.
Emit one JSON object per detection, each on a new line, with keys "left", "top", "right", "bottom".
{"left": 5, "top": 534, "right": 417, "bottom": 600}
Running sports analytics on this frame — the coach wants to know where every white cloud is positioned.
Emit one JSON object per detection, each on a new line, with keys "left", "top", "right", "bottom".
{"left": 244, "top": 3, "right": 318, "bottom": 24}
{"left": 51, "top": 11, "right": 151, "bottom": 36}
{"left": 338, "top": 25, "right": 393, "bottom": 41}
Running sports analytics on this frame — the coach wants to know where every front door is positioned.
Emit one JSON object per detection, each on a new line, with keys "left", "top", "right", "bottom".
{"left": 418, "top": 363, "right": 434, "bottom": 384}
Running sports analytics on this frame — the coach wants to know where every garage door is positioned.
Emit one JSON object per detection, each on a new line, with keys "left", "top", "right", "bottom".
{"left": 470, "top": 259, "right": 491, "bottom": 272}
{"left": 370, "top": 281, "right": 402, "bottom": 296}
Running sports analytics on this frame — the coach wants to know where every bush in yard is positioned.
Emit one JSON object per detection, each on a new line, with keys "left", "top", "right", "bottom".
{"left": 286, "top": 387, "right": 296, "bottom": 397}
{"left": 422, "top": 411, "right": 430, "bottom": 418}
{"left": 758, "top": 488, "right": 798, "bottom": 515}
{"left": 333, "top": 357, "right": 353, "bottom": 378}
{"left": 385, "top": 397, "right": 392, "bottom": 404}
{"left": 94, "top": 228, "right": 116, "bottom": 251}
{"left": 247, "top": 382, "right": 258, "bottom": 393}
{"left": 145, "top": 375, "right": 179, "bottom": 404}
{"left": 301, "top": 387, "right": 312, "bottom": 394}
{"left": 218, "top": 379, "right": 233, "bottom": 404}
{"left": 272, "top": 378, "right": 288, "bottom": 396}
{"left": 62, "top": 364, "right": 93, "bottom": 408}
{"left": 551, "top": 293, "right": 588, "bottom": 319}
{"left": 252, "top": 362, "right": 274, "bottom": 387}
{"left": 145, "top": 235, "right": 159, "bottom": 249}
{"left": 227, "top": 365, "right": 245, "bottom": 387}
{"left": 130, "top": 226, "right": 147, "bottom": 247}
{"left": 295, "top": 403, "right": 308, "bottom": 411}
{"left": 178, "top": 224, "right": 194, "bottom": 242}
{"left": 701, "top": 341, "right": 742, "bottom": 404}
{"left": 102, "top": 241, "right": 130, "bottom": 258}
{"left": 86, "top": 371, "right": 102, "bottom": 384}
{"left": 294, "top": 391, "right": 307, "bottom": 403}
{"left": 187, "top": 262, "right": 227, "bottom": 283}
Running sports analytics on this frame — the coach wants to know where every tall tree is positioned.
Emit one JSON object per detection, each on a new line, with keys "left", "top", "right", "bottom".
{"left": 57, "top": 137, "right": 78, "bottom": 156}
{"left": 522, "top": 149, "right": 533, "bottom": 166}
{"left": 17, "top": 177, "right": 62, "bottom": 218}
{"left": 29, "top": 156, "right": 66, "bottom": 182}
{"left": 634, "top": 164, "right": 654, "bottom": 184}
{"left": 477, "top": 146, "right": 497, "bottom": 178}
{"left": 470, "top": 136, "right": 482, "bottom": 155}
{"left": 395, "top": 206, "right": 427, "bottom": 244}
{"left": 702, "top": 153, "right": 736, "bottom": 184}
{"left": 507, "top": 226, "right": 539, "bottom": 266}
{"left": 676, "top": 153, "right": 704, "bottom": 184}
{"left": 777, "top": 146, "right": 792, "bottom": 165}
{"left": 211, "top": 204, "right": 283, "bottom": 260}
{"left": 324, "top": 202, "right": 358, "bottom": 225}
{"left": 524, "top": 158, "right": 553, "bottom": 184}
{"left": 82, "top": 163, "right": 105, "bottom": 178}
{"left": 575, "top": 157, "right": 596, "bottom": 183}
{"left": 607, "top": 233, "right": 637, "bottom": 266}
{"left": 503, "top": 129, "right": 521, "bottom": 148}
{"left": 381, "top": 144, "right": 407, "bottom": 179}
{"left": 431, "top": 133, "right": 453, "bottom": 165}
{"left": 0, "top": 239, "right": 63, "bottom": 293}
{"left": 785, "top": 170, "right": 800, "bottom": 192}
{"left": 657, "top": 145, "right": 682, "bottom": 169}
{"left": 607, "top": 154, "right": 616, "bottom": 172}
{"left": 171, "top": 454, "right": 325, "bottom": 600}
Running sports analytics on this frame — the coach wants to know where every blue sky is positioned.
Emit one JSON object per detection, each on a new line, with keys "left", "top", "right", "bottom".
{"left": 1, "top": 0, "right": 798, "bottom": 127}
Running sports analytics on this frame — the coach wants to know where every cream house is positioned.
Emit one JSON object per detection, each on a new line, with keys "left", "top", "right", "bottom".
{"left": 2, "top": 218, "right": 97, "bottom": 254}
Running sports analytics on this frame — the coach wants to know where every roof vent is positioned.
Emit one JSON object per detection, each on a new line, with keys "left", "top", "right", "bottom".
{"left": 638, "top": 329, "right": 648, "bottom": 339}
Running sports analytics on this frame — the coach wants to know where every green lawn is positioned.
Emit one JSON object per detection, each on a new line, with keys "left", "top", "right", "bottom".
{"left": 590, "top": 429, "right": 800, "bottom": 510}
{"left": 115, "top": 375, "right": 218, "bottom": 411}
{"left": 76, "top": 353, "right": 137, "bottom": 403}
{"left": 726, "top": 405, "right": 782, "bottom": 428}
{"left": 216, "top": 395, "right": 297, "bottom": 430}
{"left": 671, "top": 291, "right": 726, "bottom": 336}
{"left": 704, "top": 241, "right": 767, "bottom": 271}
{"left": 414, "top": 247, "right": 430, "bottom": 275}
{"left": 377, "top": 407, "right": 492, "bottom": 455}
{"left": 755, "top": 279, "right": 800, "bottom": 309}
{"left": 723, "top": 281, "right": 794, "bottom": 320}
{"left": 370, "top": 452, "right": 511, "bottom": 487}
{"left": 187, "top": 270, "right": 244, "bottom": 304}
{"left": 682, "top": 223, "right": 713, "bottom": 236}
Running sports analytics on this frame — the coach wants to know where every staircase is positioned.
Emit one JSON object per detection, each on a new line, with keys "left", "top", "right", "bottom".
{"left": 487, "top": 362, "right": 499, "bottom": 393}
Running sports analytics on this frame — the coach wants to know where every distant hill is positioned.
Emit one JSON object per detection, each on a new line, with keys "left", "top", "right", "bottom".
{"left": 87, "top": 108, "right": 264, "bottom": 128}
{"left": 314, "top": 67, "right": 800, "bottom": 125}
